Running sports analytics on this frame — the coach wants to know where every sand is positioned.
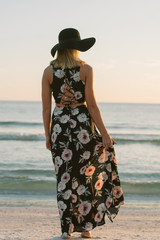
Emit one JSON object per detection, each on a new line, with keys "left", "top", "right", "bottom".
{"left": 0, "top": 205, "right": 160, "bottom": 240}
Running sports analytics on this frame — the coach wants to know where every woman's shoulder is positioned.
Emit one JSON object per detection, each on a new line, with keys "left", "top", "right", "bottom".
{"left": 44, "top": 65, "right": 53, "bottom": 73}
{"left": 80, "top": 63, "right": 93, "bottom": 75}
{"left": 42, "top": 65, "right": 53, "bottom": 85}
{"left": 81, "top": 62, "right": 92, "bottom": 70}
{"left": 80, "top": 63, "right": 93, "bottom": 83}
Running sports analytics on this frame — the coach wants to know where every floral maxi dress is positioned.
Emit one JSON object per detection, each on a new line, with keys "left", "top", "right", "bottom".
{"left": 49, "top": 65, "right": 125, "bottom": 235}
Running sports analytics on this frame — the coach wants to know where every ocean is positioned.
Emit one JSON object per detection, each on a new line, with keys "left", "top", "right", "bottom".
{"left": 0, "top": 101, "right": 160, "bottom": 209}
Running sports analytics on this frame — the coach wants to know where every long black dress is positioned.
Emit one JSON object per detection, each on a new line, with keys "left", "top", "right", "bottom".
{"left": 49, "top": 64, "right": 125, "bottom": 235}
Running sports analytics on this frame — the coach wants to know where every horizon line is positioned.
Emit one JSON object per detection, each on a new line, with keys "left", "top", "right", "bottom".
{"left": 0, "top": 99, "right": 160, "bottom": 105}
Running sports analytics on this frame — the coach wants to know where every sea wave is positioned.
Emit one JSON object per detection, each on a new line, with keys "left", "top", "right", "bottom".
{"left": 0, "top": 169, "right": 54, "bottom": 178}
{"left": 0, "top": 176, "right": 160, "bottom": 195}
{"left": 0, "top": 121, "right": 42, "bottom": 126}
{"left": 109, "top": 124, "right": 160, "bottom": 131}
{"left": 1, "top": 169, "right": 159, "bottom": 181}
{"left": 113, "top": 137, "right": 160, "bottom": 144}
{"left": 121, "top": 181, "right": 160, "bottom": 194}
{"left": 0, "top": 133, "right": 45, "bottom": 141}
{"left": 0, "top": 121, "right": 159, "bottom": 132}
{"left": 0, "top": 178, "right": 56, "bottom": 191}
{"left": 0, "top": 132, "right": 160, "bottom": 144}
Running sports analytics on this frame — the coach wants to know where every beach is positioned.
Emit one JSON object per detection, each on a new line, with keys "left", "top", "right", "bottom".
{"left": 0, "top": 205, "right": 160, "bottom": 240}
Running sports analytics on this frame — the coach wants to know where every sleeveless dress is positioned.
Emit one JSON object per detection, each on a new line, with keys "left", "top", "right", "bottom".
{"left": 49, "top": 64, "right": 125, "bottom": 235}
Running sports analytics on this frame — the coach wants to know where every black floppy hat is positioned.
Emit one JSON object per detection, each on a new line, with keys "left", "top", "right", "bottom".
{"left": 51, "top": 28, "right": 96, "bottom": 58}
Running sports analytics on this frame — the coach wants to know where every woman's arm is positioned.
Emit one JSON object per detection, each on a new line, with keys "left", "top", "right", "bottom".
{"left": 41, "top": 66, "right": 53, "bottom": 151}
{"left": 84, "top": 64, "right": 116, "bottom": 148}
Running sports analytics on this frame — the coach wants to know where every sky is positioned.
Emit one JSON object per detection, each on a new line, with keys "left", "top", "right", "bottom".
{"left": 0, "top": 0, "right": 160, "bottom": 103}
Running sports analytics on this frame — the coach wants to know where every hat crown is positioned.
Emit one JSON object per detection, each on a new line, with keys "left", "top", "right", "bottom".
{"left": 59, "top": 28, "right": 81, "bottom": 42}
{"left": 51, "top": 28, "right": 96, "bottom": 57}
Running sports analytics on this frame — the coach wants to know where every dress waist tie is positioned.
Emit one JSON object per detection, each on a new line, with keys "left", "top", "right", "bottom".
{"left": 55, "top": 102, "right": 86, "bottom": 107}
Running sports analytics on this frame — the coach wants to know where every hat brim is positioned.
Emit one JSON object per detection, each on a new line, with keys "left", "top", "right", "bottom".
{"left": 51, "top": 37, "right": 96, "bottom": 58}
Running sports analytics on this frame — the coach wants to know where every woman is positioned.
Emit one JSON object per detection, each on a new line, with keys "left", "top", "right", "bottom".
{"left": 42, "top": 28, "right": 125, "bottom": 239}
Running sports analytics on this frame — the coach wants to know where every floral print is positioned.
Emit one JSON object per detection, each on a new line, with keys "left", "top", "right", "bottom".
{"left": 75, "top": 91, "right": 82, "bottom": 99}
{"left": 78, "top": 201, "right": 92, "bottom": 216}
{"left": 50, "top": 66, "right": 86, "bottom": 106}
{"left": 70, "top": 70, "right": 81, "bottom": 81}
{"left": 55, "top": 69, "right": 65, "bottom": 79}
{"left": 50, "top": 65, "right": 125, "bottom": 235}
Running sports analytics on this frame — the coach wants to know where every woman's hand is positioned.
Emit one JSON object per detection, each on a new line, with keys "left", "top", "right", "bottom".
{"left": 46, "top": 136, "right": 51, "bottom": 151}
{"left": 102, "top": 132, "right": 117, "bottom": 149}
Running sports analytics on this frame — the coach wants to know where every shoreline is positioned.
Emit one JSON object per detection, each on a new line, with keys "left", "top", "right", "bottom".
{"left": 0, "top": 205, "right": 160, "bottom": 240}
{"left": 0, "top": 194, "right": 160, "bottom": 209}
{"left": 1, "top": 100, "right": 160, "bottom": 105}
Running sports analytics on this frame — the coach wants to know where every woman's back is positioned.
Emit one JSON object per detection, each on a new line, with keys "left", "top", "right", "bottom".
{"left": 50, "top": 64, "right": 86, "bottom": 106}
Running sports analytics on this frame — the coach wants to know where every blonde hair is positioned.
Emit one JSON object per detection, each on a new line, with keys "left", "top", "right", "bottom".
{"left": 50, "top": 49, "right": 85, "bottom": 69}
